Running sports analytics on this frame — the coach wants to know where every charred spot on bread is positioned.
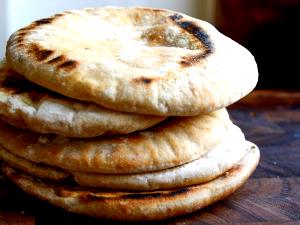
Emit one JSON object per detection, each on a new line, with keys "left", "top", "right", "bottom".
{"left": 27, "top": 43, "right": 54, "bottom": 61}
{"left": 34, "top": 18, "right": 54, "bottom": 26}
{"left": 132, "top": 77, "right": 154, "bottom": 85}
{"left": 57, "top": 60, "right": 79, "bottom": 71}
{"left": 169, "top": 14, "right": 213, "bottom": 67}
{"left": 180, "top": 53, "right": 210, "bottom": 66}
{"left": 123, "top": 192, "right": 162, "bottom": 199}
{"left": 77, "top": 187, "right": 191, "bottom": 202}
{"left": 47, "top": 55, "right": 67, "bottom": 65}
{"left": 169, "top": 13, "right": 183, "bottom": 21}
{"left": 33, "top": 14, "right": 63, "bottom": 27}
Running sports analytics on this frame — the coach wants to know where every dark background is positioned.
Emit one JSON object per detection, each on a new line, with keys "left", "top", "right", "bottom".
{"left": 216, "top": 0, "right": 300, "bottom": 89}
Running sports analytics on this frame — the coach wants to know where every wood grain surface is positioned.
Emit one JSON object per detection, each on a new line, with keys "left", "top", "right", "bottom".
{"left": 0, "top": 90, "right": 300, "bottom": 225}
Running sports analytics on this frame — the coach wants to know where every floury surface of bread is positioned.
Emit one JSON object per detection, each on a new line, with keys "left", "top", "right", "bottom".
{"left": 2, "top": 145, "right": 260, "bottom": 221}
{"left": 6, "top": 7, "right": 258, "bottom": 116}
{"left": 0, "top": 109, "right": 231, "bottom": 174}
{"left": 0, "top": 59, "right": 165, "bottom": 138}
{"left": 0, "top": 127, "right": 250, "bottom": 190}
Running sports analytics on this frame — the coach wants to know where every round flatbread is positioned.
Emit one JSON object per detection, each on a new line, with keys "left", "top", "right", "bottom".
{"left": 0, "top": 109, "right": 231, "bottom": 174}
{"left": 0, "top": 59, "right": 165, "bottom": 138}
{"left": 2, "top": 144, "right": 260, "bottom": 221}
{"left": 6, "top": 7, "right": 258, "bottom": 116}
{"left": 73, "top": 132, "right": 247, "bottom": 190}
{"left": 0, "top": 126, "right": 248, "bottom": 190}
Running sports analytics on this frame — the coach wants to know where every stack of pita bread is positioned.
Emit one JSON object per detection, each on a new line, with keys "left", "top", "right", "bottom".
{"left": 0, "top": 7, "right": 259, "bottom": 221}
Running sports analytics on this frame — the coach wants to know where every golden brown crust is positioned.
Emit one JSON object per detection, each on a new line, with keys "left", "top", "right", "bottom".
{"left": 0, "top": 128, "right": 249, "bottom": 190}
{"left": 6, "top": 7, "right": 258, "bottom": 116}
{"left": 73, "top": 133, "right": 248, "bottom": 190}
{"left": 2, "top": 144, "right": 260, "bottom": 221}
{"left": 0, "top": 109, "right": 231, "bottom": 174}
{"left": 0, "top": 144, "right": 69, "bottom": 181}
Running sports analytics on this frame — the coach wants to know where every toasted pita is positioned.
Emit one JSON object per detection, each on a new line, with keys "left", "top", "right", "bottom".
{"left": 0, "top": 145, "right": 70, "bottom": 181}
{"left": 0, "top": 126, "right": 247, "bottom": 190}
{"left": 73, "top": 127, "right": 247, "bottom": 190}
{"left": 0, "top": 59, "right": 165, "bottom": 137}
{"left": 2, "top": 144, "right": 260, "bottom": 221}
{"left": 0, "top": 109, "right": 231, "bottom": 174}
{"left": 6, "top": 7, "right": 258, "bottom": 116}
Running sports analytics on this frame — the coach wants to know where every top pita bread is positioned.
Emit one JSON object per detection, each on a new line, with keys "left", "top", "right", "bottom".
{"left": 6, "top": 7, "right": 258, "bottom": 116}
{"left": 0, "top": 59, "right": 165, "bottom": 137}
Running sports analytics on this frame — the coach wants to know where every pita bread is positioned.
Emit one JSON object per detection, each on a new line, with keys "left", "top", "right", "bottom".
{"left": 6, "top": 7, "right": 258, "bottom": 116}
{"left": 0, "top": 59, "right": 165, "bottom": 137}
{"left": 73, "top": 127, "right": 247, "bottom": 190}
{"left": 0, "top": 126, "right": 247, "bottom": 190}
{"left": 0, "top": 144, "right": 70, "bottom": 181}
{"left": 0, "top": 109, "right": 231, "bottom": 174}
{"left": 2, "top": 143, "right": 260, "bottom": 221}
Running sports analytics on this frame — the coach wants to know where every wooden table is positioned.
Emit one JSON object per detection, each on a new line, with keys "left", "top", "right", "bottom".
{"left": 0, "top": 90, "right": 299, "bottom": 225}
